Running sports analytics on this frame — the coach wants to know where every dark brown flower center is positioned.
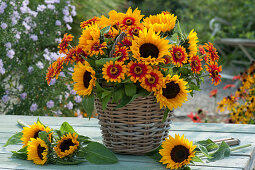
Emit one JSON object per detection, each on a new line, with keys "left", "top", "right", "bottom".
{"left": 133, "top": 29, "right": 139, "bottom": 36}
{"left": 192, "top": 60, "right": 198, "bottom": 67}
{"left": 92, "top": 43, "right": 100, "bottom": 51}
{"left": 125, "top": 19, "right": 133, "bottom": 26}
{"left": 175, "top": 51, "right": 182, "bottom": 59}
{"left": 162, "top": 81, "right": 180, "bottom": 99}
{"left": 110, "top": 66, "right": 119, "bottom": 75}
{"left": 37, "top": 144, "right": 46, "bottom": 160}
{"left": 139, "top": 43, "right": 159, "bottom": 59}
{"left": 60, "top": 139, "right": 75, "bottom": 152}
{"left": 171, "top": 145, "right": 190, "bottom": 163}
{"left": 193, "top": 117, "right": 198, "bottom": 120}
{"left": 34, "top": 130, "right": 42, "bottom": 139}
{"left": 212, "top": 70, "right": 219, "bottom": 77}
{"left": 134, "top": 66, "right": 142, "bottom": 75}
{"left": 83, "top": 71, "right": 92, "bottom": 88}
{"left": 148, "top": 76, "right": 156, "bottom": 84}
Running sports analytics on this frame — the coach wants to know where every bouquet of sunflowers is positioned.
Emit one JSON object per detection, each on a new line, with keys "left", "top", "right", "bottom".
{"left": 46, "top": 8, "right": 222, "bottom": 118}
{"left": 4, "top": 119, "right": 118, "bottom": 165}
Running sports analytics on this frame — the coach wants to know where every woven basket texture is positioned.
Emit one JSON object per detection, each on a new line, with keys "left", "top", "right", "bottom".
{"left": 95, "top": 94, "right": 172, "bottom": 155}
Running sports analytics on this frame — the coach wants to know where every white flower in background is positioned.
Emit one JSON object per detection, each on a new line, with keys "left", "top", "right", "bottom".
{"left": 62, "top": 7, "right": 69, "bottom": 16}
{"left": 70, "top": 90, "right": 76, "bottom": 95}
{"left": 36, "top": 61, "right": 44, "bottom": 69}
{"left": 45, "top": 0, "right": 60, "bottom": 4}
{"left": 30, "top": 34, "right": 38, "bottom": 41}
{"left": 15, "top": 32, "right": 21, "bottom": 39}
{"left": 7, "top": 49, "right": 15, "bottom": 59}
{"left": 55, "top": 38, "right": 61, "bottom": 43}
{"left": 55, "top": 20, "right": 61, "bottom": 26}
{"left": 74, "top": 96, "right": 82, "bottom": 103}
{"left": 66, "top": 101, "right": 73, "bottom": 110}
{"left": 20, "top": 92, "right": 27, "bottom": 100}
{"left": 70, "top": 5, "right": 76, "bottom": 16}
{"left": 46, "top": 100, "right": 54, "bottom": 108}
{"left": 28, "top": 66, "right": 34, "bottom": 73}
{"left": 49, "top": 78, "right": 56, "bottom": 85}
{"left": 76, "top": 109, "right": 83, "bottom": 118}
{"left": 5, "top": 42, "right": 12, "bottom": 49}
{"left": 47, "top": 4, "right": 55, "bottom": 10}
{"left": 63, "top": 15, "right": 73, "bottom": 23}
{"left": 66, "top": 24, "right": 71, "bottom": 30}
{"left": 0, "top": 59, "right": 3, "bottom": 67}
{"left": 30, "top": 103, "right": 38, "bottom": 112}
{"left": 37, "top": 4, "right": 46, "bottom": 12}
{"left": 2, "top": 95, "right": 9, "bottom": 104}
{"left": 64, "top": 92, "right": 70, "bottom": 99}
{"left": 40, "top": 31, "right": 44, "bottom": 34}
{"left": 0, "top": 2, "right": 7, "bottom": 14}
{"left": 0, "top": 67, "right": 5, "bottom": 75}
{"left": 59, "top": 72, "right": 65, "bottom": 77}
{"left": 1, "top": 23, "right": 7, "bottom": 29}
{"left": 52, "top": 109, "right": 62, "bottom": 116}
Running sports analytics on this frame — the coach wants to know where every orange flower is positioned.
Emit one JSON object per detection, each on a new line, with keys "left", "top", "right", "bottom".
{"left": 199, "top": 45, "right": 208, "bottom": 63}
{"left": 204, "top": 42, "right": 219, "bottom": 62}
{"left": 223, "top": 84, "right": 235, "bottom": 90}
{"left": 209, "top": 89, "right": 218, "bottom": 97}
{"left": 187, "top": 112, "right": 201, "bottom": 123}
{"left": 205, "top": 62, "right": 222, "bottom": 86}
{"left": 58, "top": 33, "right": 74, "bottom": 54}
{"left": 189, "top": 55, "right": 203, "bottom": 74}
{"left": 80, "top": 16, "right": 100, "bottom": 29}
{"left": 170, "top": 45, "right": 188, "bottom": 67}
{"left": 140, "top": 69, "right": 163, "bottom": 92}
{"left": 64, "top": 46, "right": 87, "bottom": 64}
{"left": 46, "top": 57, "right": 65, "bottom": 85}
{"left": 113, "top": 46, "right": 129, "bottom": 62}
{"left": 232, "top": 75, "right": 241, "bottom": 81}
{"left": 127, "top": 61, "right": 151, "bottom": 83}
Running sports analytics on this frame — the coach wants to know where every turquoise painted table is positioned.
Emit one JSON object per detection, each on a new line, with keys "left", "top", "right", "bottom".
{"left": 1, "top": 115, "right": 255, "bottom": 170}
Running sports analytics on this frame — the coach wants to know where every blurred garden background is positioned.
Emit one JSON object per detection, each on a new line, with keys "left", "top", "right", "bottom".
{"left": 1, "top": 0, "right": 254, "bottom": 124}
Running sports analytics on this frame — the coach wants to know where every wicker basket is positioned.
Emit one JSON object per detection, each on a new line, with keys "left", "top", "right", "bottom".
{"left": 95, "top": 94, "right": 172, "bottom": 155}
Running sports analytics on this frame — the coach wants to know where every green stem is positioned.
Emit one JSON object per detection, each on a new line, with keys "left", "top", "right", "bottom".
{"left": 17, "top": 120, "right": 29, "bottom": 128}
{"left": 230, "top": 144, "right": 251, "bottom": 152}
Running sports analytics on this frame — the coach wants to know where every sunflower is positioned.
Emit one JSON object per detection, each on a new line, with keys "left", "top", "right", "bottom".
{"left": 78, "top": 24, "right": 101, "bottom": 51}
{"left": 119, "top": 7, "right": 144, "bottom": 31}
{"left": 27, "top": 138, "right": 49, "bottom": 165}
{"left": 159, "top": 134, "right": 196, "bottom": 169}
{"left": 127, "top": 61, "right": 152, "bottom": 83}
{"left": 113, "top": 46, "right": 129, "bottom": 62}
{"left": 169, "top": 45, "right": 188, "bottom": 67}
{"left": 189, "top": 55, "right": 203, "bottom": 74}
{"left": 100, "top": 10, "right": 123, "bottom": 30}
{"left": 183, "top": 29, "right": 198, "bottom": 57}
{"left": 21, "top": 121, "right": 52, "bottom": 147}
{"left": 142, "top": 11, "right": 177, "bottom": 33}
{"left": 130, "top": 28, "right": 170, "bottom": 65}
{"left": 58, "top": 33, "right": 74, "bottom": 54}
{"left": 72, "top": 61, "right": 96, "bottom": 96}
{"left": 54, "top": 133, "right": 79, "bottom": 158}
{"left": 205, "top": 62, "right": 222, "bottom": 86}
{"left": 140, "top": 68, "right": 163, "bottom": 92}
{"left": 204, "top": 42, "right": 219, "bottom": 62}
{"left": 155, "top": 75, "right": 190, "bottom": 110}
{"left": 102, "top": 61, "right": 127, "bottom": 83}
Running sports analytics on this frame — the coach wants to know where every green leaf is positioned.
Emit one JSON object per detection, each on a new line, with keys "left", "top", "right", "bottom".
{"left": 11, "top": 151, "right": 27, "bottom": 160}
{"left": 56, "top": 159, "right": 86, "bottom": 165}
{"left": 162, "top": 108, "right": 170, "bottom": 122}
{"left": 112, "top": 88, "right": 124, "bottom": 103}
{"left": 3, "top": 132, "right": 23, "bottom": 147}
{"left": 206, "top": 143, "right": 219, "bottom": 152}
{"left": 95, "top": 57, "right": 119, "bottom": 66}
{"left": 95, "top": 82, "right": 105, "bottom": 92}
{"left": 209, "top": 141, "right": 230, "bottom": 161}
{"left": 84, "top": 142, "right": 118, "bottom": 164}
{"left": 102, "top": 95, "right": 111, "bottom": 111}
{"left": 197, "top": 144, "right": 213, "bottom": 158}
{"left": 82, "top": 93, "right": 95, "bottom": 118}
{"left": 78, "top": 135, "right": 92, "bottom": 144}
{"left": 124, "top": 83, "right": 136, "bottom": 97}
{"left": 100, "top": 26, "right": 110, "bottom": 35}
{"left": 102, "top": 91, "right": 111, "bottom": 99}
{"left": 192, "top": 155, "right": 204, "bottom": 163}
{"left": 38, "top": 131, "right": 49, "bottom": 142}
{"left": 60, "top": 122, "right": 76, "bottom": 134}
{"left": 115, "top": 95, "right": 132, "bottom": 109}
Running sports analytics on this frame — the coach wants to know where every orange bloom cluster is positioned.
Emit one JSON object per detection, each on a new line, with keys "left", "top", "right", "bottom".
{"left": 58, "top": 33, "right": 74, "bottom": 54}
{"left": 46, "top": 57, "right": 65, "bottom": 85}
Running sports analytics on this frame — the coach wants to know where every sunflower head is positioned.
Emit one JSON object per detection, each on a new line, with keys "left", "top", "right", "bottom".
{"left": 142, "top": 11, "right": 177, "bottom": 33}
{"left": 27, "top": 138, "right": 49, "bottom": 165}
{"left": 140, "top": 68, "right": 163, "bottom": 92}
{"left": 205, "top": 62, "right": 222, "bottom": 86}
{"left": 170, "top": 45, "right": 188, "bottom": 67}
{"left": 155, "top": 75, "right": 190, "bottom": 110}
{"left": 159, "top": 134, "right": 196, "bottom": 169}
{"left": 127, "top": 61, "right": 152, "bottom": 83}
{"left": 130, "top": 28, "right": 171, "bottom": 65}
{"left": 189, "top": 55, "right": 203, "bottom": 74}
{"left": 54, "top": 133, "right": 80, "bottom": 158}
{"left": 21, "top": 121, "right": 52, "bottom": 147}
{"left": 113, "top": 46, "right": 129, "bottom": 62}
{"left": 72, "top": 61, "right": 96, "bottom": 96}
{"left": 120, "top": 7, "right": 144, "bottom": 31}
{"left": 182, "top": 29, "right": 198, "bottom": 58}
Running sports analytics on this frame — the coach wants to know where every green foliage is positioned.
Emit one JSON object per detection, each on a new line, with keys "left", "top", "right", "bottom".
{"left": 3, "top": 132, "right": 23, "bottom": 147}
{"left": 60, "top": 122, "right": 76, "bottom": 133}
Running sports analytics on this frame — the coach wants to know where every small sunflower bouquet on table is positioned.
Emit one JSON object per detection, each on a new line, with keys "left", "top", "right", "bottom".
{"left": 4, "top": 120, "right": 118, "bottom": 165}
{"left": 46, "top": 7, "right": 222, "bottom": 154}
